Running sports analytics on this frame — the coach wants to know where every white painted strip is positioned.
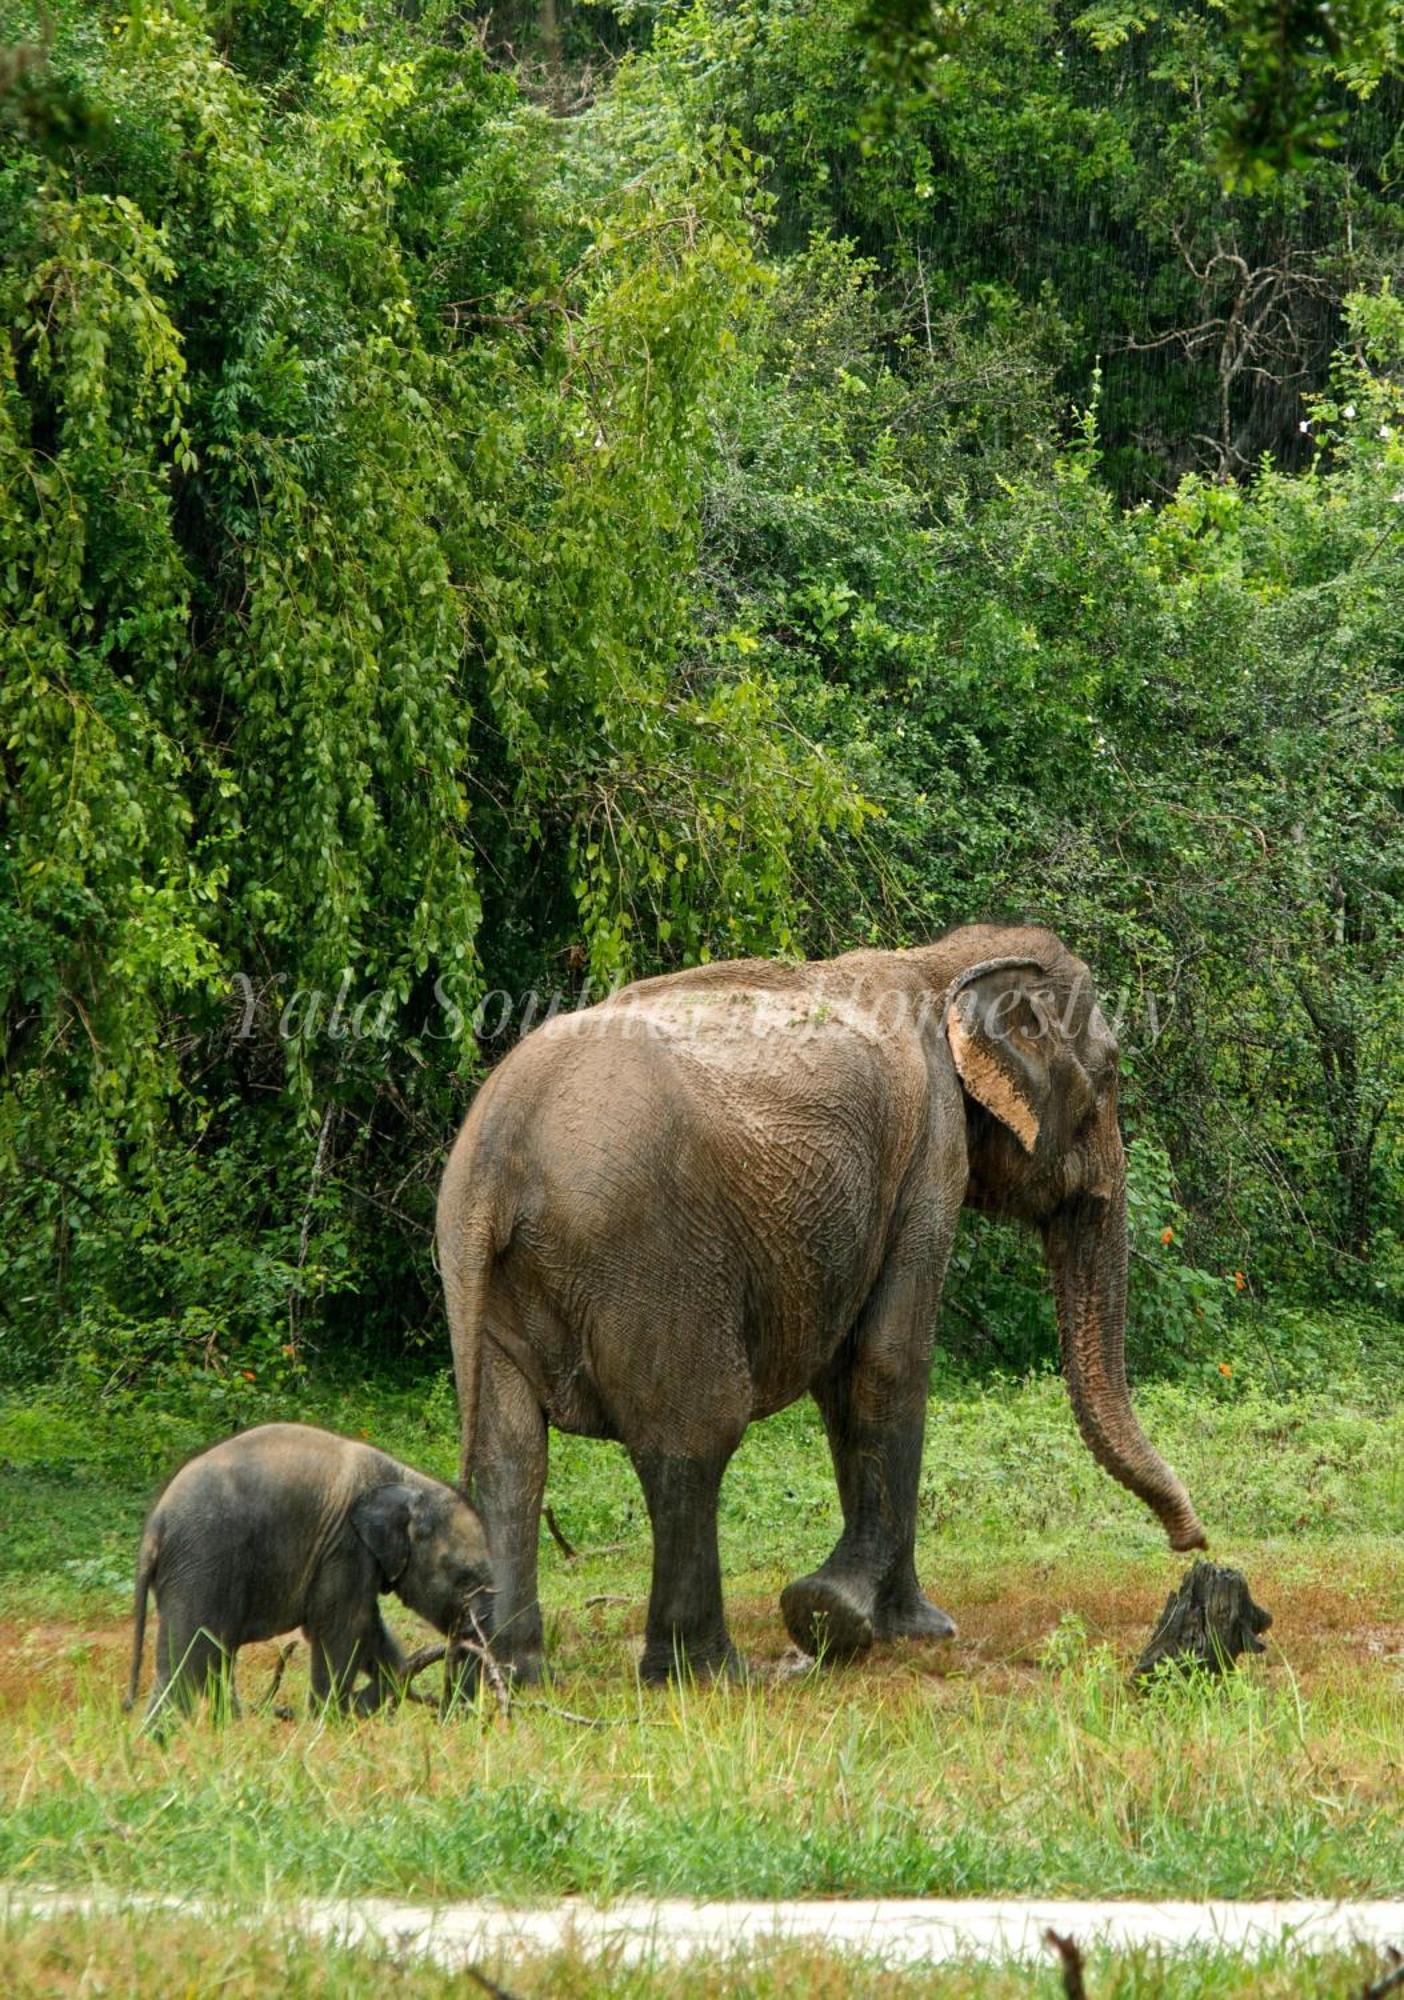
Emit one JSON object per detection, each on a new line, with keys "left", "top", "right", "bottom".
{"left": 5, "top": 1888, "right": 1404, "bottom": 1967}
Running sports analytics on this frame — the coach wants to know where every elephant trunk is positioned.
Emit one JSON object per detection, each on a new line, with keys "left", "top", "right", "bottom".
{"left": 1043, "top": 1176, "right": 1207, "bottom": 1552}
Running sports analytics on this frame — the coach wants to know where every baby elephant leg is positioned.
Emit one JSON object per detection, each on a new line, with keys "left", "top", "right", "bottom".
{"left": 307, "top": 1628, "right": 362, "bottom": 1713}
{"left": 305, "top": 1562, "right": 401, "bottom": 1715}
{"left": 351, "top": 1610, "right": 410, "bottom": 1716}
{"left": 146, "top": 1613, "right": 232, "bottom": 1731}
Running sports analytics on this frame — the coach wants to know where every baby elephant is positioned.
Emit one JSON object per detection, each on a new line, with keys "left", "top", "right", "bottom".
{"left": 127, "top": 1421, "right": 492, "bottom": 1725}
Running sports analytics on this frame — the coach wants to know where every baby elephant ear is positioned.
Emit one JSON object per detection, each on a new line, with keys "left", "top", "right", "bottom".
{"left": 351, "top": 1484, "right": 419, "bottom": 1585}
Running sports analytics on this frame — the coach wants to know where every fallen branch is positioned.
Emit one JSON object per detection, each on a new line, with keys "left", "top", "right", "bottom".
{"left": 1364, "top": 1945, "right": 1404, "bottom": 1999}
{"left": 400, "top": 1643, "right": 447, "bottom": 1683}
{"left": 393, "top": 1644, "right": 448, "bottom": 1709}
{"left": 526, "top": 1701, "right": 614, "bottom": 1729}
{"left": 583, "top": 1593, "right": 630, "bottom": 1609}
{"left": 443, "top": 1606, "right": 513, "bottom": 1722}
{"left": 463, "top": 1965, "right": 522, "bottom": 2000}
{"left": 256, "top": 1642, "right": 299, "bottom": 1714}
{"left": 544, "top": 1506, "right": 578, "bottom": 1561}
{"left": 1044, "top": 1928, "right": 1088, "bottom": 1999}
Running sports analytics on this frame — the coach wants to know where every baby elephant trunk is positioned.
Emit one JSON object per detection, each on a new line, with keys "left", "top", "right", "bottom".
{"left": 441, "top": 1587, "right": 500, "bottom": 1715}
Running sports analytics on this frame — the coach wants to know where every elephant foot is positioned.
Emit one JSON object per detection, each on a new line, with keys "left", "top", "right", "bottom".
{"left": 483, "top": 1627, "right": 545, "bottom": 1687}
{"left": 442, "top": 1643, "right": 543, "bottom": 1715}
{"left": 873, "top": 1590, "right": 958, "bottom": 1643}
{"left": 639, "top": 1636, "right": 746, "bottom": 1685}
{"left": 780, "top": 1572, "right": 875, "bottom": 1663}
{"left": 502, "top": 1649, "right": 545, "bottom": 1687}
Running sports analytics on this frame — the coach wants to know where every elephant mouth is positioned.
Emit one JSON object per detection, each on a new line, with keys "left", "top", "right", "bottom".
{"left": 446, "top": 1585, "right": 495, "bottom": 1645}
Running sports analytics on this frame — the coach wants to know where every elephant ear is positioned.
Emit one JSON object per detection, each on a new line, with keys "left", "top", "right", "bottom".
{"left": 945, "top": 958, "right": 1061, "bottom": 1156}
{"left": 351, "top": 1483, "right": 421, "bottom": 1586}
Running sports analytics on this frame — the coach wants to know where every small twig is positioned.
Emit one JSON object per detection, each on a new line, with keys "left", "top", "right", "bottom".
{"left": 583, "top": 1593, "right": 631, "bottom": 1609}
{"left": 443, "top": 1605, "right": 512, "bottom": 1722}
{"left": 289, "top": 1102, "right": 337, "bottom": 1362}
{"left": 400, "top": 1643, "right": 447, "bottom": 1684}
{"left": 256, "top": 1642, "right": 299, "bottom": 1713}
{"left": 1364, "top": 1945, "right": 1404, "bottom": 1999}
{"left": 1044, "top": 1929, "right": 1088, "bottom": 2000}
{"left": 392, "top": 1644, "right": 448, "bottom": 1706}
{"left": 526, "top": 1701, "right": 614, "bottom": 1729}
{"left": 463, "top": 1964, "right": 522, "bottom": 2000}
{"left": 544, "top": 1506, "right": 578, "bottom": 1561}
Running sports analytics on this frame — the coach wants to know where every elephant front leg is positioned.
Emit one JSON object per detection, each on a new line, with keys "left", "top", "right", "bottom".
{"left": 354, "top": 1611, "right": 409, "bottom": 1715}
{"left": 631, "top": 1448, "right": 741, "bottom": 1683}
{"left": 784, "top": 1249, "right": 956, "bottom": 1660}
{"left": 781, "top": 1405, "right": 951, "bottom": 1660}
{"left": 468, "top": 1345, "right": 548, "bottom": 1685}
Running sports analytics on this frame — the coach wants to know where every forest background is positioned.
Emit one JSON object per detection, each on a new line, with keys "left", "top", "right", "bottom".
{"left": 2, "top": 0, "right": 1402, "bottom": 1401}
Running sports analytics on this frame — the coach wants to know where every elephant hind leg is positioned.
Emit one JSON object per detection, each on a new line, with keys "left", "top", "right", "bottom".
{"left": 784, "top": 1199, "right": 958, "bottom": 1662}
{"left": 145, "top": 1616, "right": 232, "bottom": 1730}
{"left": 631, "top": 1446, "right": 741, "bottom": 1683}
{"left": 469, "top": 1343, "right": 548, "bottom": 1684}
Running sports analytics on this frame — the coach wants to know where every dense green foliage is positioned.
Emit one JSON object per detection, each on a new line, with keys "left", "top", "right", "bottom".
{"left": 5, "top": 1300, "right": 1401, "bottom": 1608}
{"left": 1, "top": 0, "right": 1401, "bottom": 1382}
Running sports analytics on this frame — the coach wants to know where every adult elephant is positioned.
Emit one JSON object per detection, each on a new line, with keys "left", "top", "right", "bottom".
{"left": 437, "top": 924, "right": 1206, "bottom": 1683}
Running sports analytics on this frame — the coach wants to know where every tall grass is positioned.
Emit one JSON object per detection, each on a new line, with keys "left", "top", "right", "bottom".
{"left": 1, "top": 1355, "right": 1400, "bottom": 1911}
{"left": 3, "top": 1907, "right": 1398, "bottom": 1997}
{"left": 3, "top": 1907, "right": 1402, "bottom": 1998}
{"left": 1, "top": 1552, "right": 1401, "bottom": 1903}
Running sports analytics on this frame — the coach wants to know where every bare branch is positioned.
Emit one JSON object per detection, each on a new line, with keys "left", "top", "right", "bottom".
{"left": 255, "top": 1642, "right": 299, "bottom": 1714}
{"left": 544, "top": 1505, "right": 578, "bottom": 1562}
{"left": 1364, "top": 1946, "right": 1404, "bottom": 2000}
{"left": 1044, "top": 1928, "right": 1089, "bottom": 1999}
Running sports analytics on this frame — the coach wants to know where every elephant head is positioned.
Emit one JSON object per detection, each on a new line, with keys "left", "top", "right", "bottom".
{"left": 942, "top": 940, "right": 1207, "bottom": 1552}
{"left": 352, "top": 1480, "right": 494, "bottom": 1637}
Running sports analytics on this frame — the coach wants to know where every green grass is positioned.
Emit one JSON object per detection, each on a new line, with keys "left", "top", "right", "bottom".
{"left": 2, "top": 1908, "right": 1401, "bottom": 1998}
{"left": 2, "top": 1605, "right": 1401, "bottom": 1903}
{"left": 4, "top": 1907, "right": 1401, "bottom": 1997}
{"left": 1, "top": 1351, "right": 1402, "bottom": 1917}
{"left": 3, "top": 1338, "right": 1401, "bottom": 1618}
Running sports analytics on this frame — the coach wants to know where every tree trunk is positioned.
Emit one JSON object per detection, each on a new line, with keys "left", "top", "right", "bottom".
{"left": 1132, "top": 1560, "right": 1272, "bottom": 1684}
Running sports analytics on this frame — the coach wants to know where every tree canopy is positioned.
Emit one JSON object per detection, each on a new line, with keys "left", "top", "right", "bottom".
{"left": 2, "top": 0, "right": 1401, "bottom": 1388}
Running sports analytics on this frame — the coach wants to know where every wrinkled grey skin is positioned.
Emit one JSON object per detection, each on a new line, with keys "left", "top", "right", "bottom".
{"left": 127, "top": 1422, "right": 492, "bottom": 1725}
{"left": 437, "top": 923, "right": 1206, "bottom": 1685}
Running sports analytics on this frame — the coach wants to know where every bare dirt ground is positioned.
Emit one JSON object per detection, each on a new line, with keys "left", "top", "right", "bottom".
{"left": 4, "top": 1560, "right": 1402, "bottom": 1717}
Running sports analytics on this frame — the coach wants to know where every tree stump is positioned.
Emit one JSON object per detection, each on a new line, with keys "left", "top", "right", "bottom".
{"left": 1132, "top": 1560, "right": 1272, "bottom": 1685}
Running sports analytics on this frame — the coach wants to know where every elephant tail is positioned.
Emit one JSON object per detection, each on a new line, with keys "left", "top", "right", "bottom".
{"left": 125, "top": 1522, "right": 159, "bottom": 1712}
